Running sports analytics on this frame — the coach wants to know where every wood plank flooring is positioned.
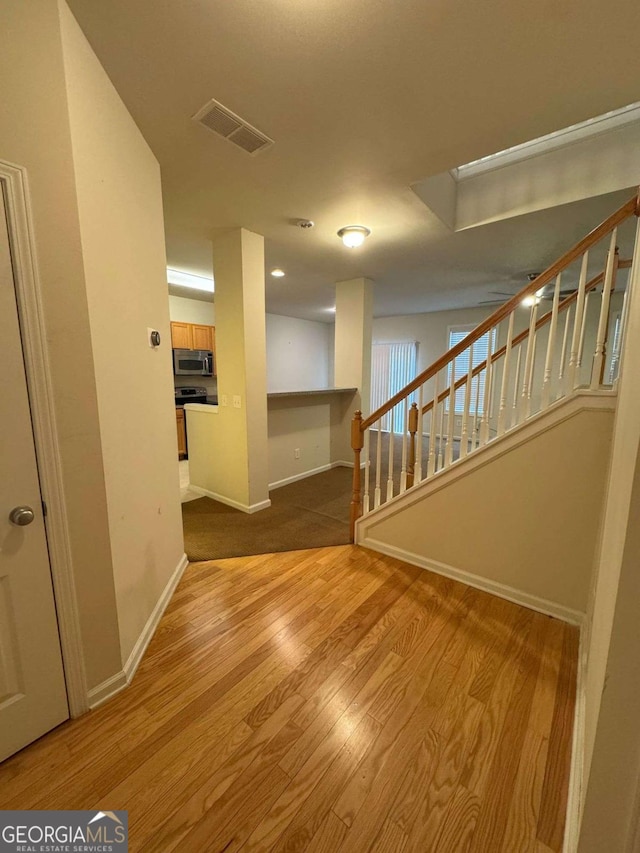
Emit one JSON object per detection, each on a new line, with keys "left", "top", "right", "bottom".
{"left": 0, "top": 545, "right": 578, "bottom": 852}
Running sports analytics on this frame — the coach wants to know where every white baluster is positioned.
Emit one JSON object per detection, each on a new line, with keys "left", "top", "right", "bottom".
{"left": 415, "top": 386, "right": 424, "bottom": 482}
{"left": 511, "top": 345, "right": 522, "bottom": 428}
{"left": 374, "top": 418, "right": 382, "bottom": 509}
{"left": 427, "top": 372, "right": 439, "bottom": 478}
{"left": 558, "top": 304, "right": 572, "bottom": 398}
{"left": 577, "top": 292, "right": 591, "bottom": 380}
{"left": 437, "top": 395, "right": 445, "bottom": 472}
{"left": 567, "top": 252, "right": 589, "bottom": 391}
{"left": 471, "top": 373, "right": 480, "bottom": 451}
{"left": 480, "top": 327, "right": 494, "bottom": 445}
{"left": 362, "top": 428, "right": 371, "bottom": 514}
{"left": 522, "top": 301, "right": 539, "bottom": 419}
{"left": 445, "top": 360, "right": 456, "bottom": 466}
{"left": 400, "top": 398, "right": 408, "bottom": 493}
{"left": 591, "top": 231, "right": 618, "bottom": 388}
{"left": 526, "top": 335, "right": 537, "bottom": 415}
{"left": 498, "top": 312, "right": 514, "bottom": 436}
{"left": 386, "top": 416, "right": 394, "bottom": 502}
{"left": 541, "top": 273, "right": 562, "bottom": 409}
{"left": 459, "top": 344, "right": 474, "bottom": 459}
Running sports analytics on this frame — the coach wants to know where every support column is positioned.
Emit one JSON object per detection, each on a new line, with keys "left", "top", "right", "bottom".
{"left": 332, "top": 277, "right": 373, "bottom": 466}
{"left": 188, "top": 228, "right": 269, "bottom": 512}
{"left": 334, "top": 277, "right": 374, "bottom": 413}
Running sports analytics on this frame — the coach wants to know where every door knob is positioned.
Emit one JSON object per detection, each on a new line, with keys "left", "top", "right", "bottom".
{"left": 9, "top": 506, "right": 35, "bottom": 526}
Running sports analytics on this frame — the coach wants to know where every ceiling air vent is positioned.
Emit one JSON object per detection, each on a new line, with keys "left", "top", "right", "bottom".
{"left": 193, "top": 98, "right": 273, "bottom": 155}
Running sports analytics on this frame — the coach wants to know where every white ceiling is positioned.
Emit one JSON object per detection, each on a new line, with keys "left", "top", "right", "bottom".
{"left": 66, "top": 0, "right": 640, "bottom": 321}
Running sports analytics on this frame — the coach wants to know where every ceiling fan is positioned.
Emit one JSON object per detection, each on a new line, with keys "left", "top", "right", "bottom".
{"left": 479, "top": 273, "right": 578, "bottom": 306}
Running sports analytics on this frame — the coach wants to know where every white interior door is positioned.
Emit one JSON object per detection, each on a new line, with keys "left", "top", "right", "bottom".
{"left": 0, "top": 188, "right": 68, "bottom": 762}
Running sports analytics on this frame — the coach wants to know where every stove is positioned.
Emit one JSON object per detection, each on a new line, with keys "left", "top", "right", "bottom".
{"left": 175, "top": 386, "right": 207, "bottom": 406}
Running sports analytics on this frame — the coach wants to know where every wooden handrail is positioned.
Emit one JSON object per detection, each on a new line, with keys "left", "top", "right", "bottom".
{"left": 360, "top": 194, "right": 638, "bottom": 430}
{"left": 419, "top": 257, "right": 631, "bottom": 415}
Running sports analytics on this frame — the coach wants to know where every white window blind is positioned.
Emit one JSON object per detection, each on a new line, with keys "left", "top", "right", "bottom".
{"left": 371, "top": 342, "right": 418, "bottom": 432}
{"left": 608, "top": 312, "right": 622, "bottom": 384}
{"left": 447, "top": 326, "right": 495, "bottom": 414}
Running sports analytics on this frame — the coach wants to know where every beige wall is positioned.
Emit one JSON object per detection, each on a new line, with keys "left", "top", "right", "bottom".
{"left": 268, "top": 398, "right": 331, "bottom": 487}
{"left": 0, "top": 0, "right": 122, "bottom": 688}
{"left": 60, "top": 4, "right": 185, "bottom": 665}
{"left": 456, "top": 123, "right": 640, "bottom": 230}
{"left": 359, "top": 405, "right": 614, "bottom": 614}
{"left": 579, "top": 220, "right": 640, "bottom": 846}
{"left": 266, "top": 314, "right": 333, "bottom": 393}
{"left": 578, "top": 447, "right": 640, "bottom": 851}
{"left": 266, "top": 391, "right": 358, "bottom": 487}
{"left": 168, "top": 294, "right": 215, "bottom": 326}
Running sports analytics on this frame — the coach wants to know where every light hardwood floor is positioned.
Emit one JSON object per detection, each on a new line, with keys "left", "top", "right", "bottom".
{"left": 0, "top": 545, "right": 577, "bottom": 852}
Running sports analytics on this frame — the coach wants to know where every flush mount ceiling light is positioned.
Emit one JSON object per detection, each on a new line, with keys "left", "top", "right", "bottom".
{"left": 337, "top": 225, "right": 371, "bottom": 248}
{"left": 270, "top": 268, "right": 285, "bottom": 277}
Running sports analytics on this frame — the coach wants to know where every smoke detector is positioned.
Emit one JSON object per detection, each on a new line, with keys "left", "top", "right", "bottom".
{"left": 297, "top": 219, "right": 315, "bottom": 229}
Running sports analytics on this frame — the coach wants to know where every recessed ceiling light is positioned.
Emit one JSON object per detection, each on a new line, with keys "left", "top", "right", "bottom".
{"left": 167, "top": 268, "right": 214, "bottom": 293}
{"left": 271, "top": 268, "right": 285, "bottom": 277}
{"left": 337, "top": 225, "right": 371, "bottom": 248}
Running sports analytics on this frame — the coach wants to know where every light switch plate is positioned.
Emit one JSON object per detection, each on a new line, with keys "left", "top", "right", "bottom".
{"left": 221, "top": 394, "right": 228, "bottom": 406}
{"left": 233, "top": 395, "right": 242, "bottom": 409}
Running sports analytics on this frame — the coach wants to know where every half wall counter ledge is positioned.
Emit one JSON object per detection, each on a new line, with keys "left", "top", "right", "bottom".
{"left": 266, "top": 387, "right": 358, "bottom": 399}
{"left": 184, "top": 387, "right": 360, "bottom": 510}
{"left": 267, "top": 387, "right": 360, "bottom": 491}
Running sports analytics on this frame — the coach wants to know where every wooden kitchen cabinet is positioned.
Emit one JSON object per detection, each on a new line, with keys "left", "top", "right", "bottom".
{"left": 176, "top": 408, "right": 186, "bottom": 459}
{"left": 170, "top": 321, "right": 216, "bottom": 375}
{"left": 170, "top": 321, "right": 193, "bottom": 350}
{"left": 191, "top": 324, "right": 214, "bottom": 352}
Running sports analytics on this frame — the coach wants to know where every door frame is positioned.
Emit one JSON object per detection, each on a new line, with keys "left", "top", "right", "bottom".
{"left": 1, "top": 159, "right": 88, "bottom": 717}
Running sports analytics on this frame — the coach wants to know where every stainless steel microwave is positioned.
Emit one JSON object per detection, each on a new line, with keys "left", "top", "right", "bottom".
{"left": 173, "top": 348, "right": 214, "bottom": 377}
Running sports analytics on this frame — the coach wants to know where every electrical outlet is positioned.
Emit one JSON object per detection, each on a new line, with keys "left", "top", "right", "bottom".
{"left": 233, "top": 395, "right": 242, "bottom": 409}
{"left": 221, "top": 394, "right": 228, "bottom": 407}
{"left": 294, "top": 448, "right": 301, "bottom": 459}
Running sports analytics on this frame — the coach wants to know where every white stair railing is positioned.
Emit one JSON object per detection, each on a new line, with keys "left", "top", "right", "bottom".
{"left": 350, "top": 192, "right": 640, "bottom": 538}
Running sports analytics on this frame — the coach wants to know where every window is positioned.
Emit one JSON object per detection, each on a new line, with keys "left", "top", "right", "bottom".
{"left": 607, "top": 312, "right": 622, "bottom": 385}
{"left": 371, "top": 342, "right": 418, "bottom": 432}
{"left": 447, "top": 325, "right": 495, "bottom": 414}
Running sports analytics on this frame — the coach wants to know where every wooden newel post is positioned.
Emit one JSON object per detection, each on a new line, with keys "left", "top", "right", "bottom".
{"left": 406, "top": 402, "right": 418, "bottom": 488}
{"left": 349, "top": 411, "right": 364, "bottom": 541}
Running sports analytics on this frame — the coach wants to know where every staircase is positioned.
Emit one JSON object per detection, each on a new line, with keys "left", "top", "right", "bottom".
{"left": 349, "top": 191, "right": 640, "bottom": 612}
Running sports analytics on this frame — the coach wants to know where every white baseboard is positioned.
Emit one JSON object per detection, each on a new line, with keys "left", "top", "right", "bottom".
{"left": 270, "top": 462, "right": 333, "bottom": 490}
{"left": 86, "top": 670, "right": 128, "bottom": 710}
{"left": 269, "top": 461, "right": 352, "bottom": 490}
{"left": 86, "top": 553, "right": 188, "bottom": 710}
{"left": 359, "top": 537, "right": 584, "bottom": 626}
{"left": 189, "top": 485, "right": 271, "bottom": 514}
{"left": 563, "top": 623, "right": 588, "bottom": 852}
